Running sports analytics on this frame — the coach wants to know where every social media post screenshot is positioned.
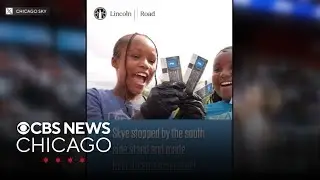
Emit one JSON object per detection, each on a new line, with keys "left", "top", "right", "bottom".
{"left": 234, "top": 0, "right": 320, "bottom": 173}
{"left": 0, "top": 1, "right": 87, "bottom": 177}
{"left": 86, "top": 0, "right": 232, "bottom": 173}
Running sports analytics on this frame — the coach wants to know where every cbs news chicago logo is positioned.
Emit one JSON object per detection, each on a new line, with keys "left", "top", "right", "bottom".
{"left": 94, "top": 7, "right": 106, "bottom": 20}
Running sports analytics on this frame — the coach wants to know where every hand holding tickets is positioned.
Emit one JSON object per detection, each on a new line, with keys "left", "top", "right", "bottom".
{"left": 175, "top": 93, "right": 205, "bottom": 119}
{"left": 141, "top": 82, "right": 187, "bottom": 119}
{"left": 154, "top": 54, "right": 209, "bottom": 119}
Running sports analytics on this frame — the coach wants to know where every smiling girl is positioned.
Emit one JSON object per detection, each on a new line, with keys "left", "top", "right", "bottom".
{"left": 87, "top": 33, "right": 159, "bottom": 120}
{"left": 205, "top": 46, "right": 232, "bottom": 120}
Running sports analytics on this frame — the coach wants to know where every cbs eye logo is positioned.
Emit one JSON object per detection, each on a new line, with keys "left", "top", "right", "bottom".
{"left": 17, "top": 122, "right": 30, "bottom": 135}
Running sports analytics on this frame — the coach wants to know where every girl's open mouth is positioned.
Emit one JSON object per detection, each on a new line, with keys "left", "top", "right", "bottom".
{"left": 220, "top": 81, "right": 232, "bottom": 87}
{"left": 133, "top": 72, "right": 148, "bottom": 85}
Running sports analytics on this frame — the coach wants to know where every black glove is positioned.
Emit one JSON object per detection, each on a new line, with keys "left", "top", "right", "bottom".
{"left": 140, "top": 82, "right": 186, "bottom": 119}
{"left": 174, "top": 93, "right": 205, "bottom": 119}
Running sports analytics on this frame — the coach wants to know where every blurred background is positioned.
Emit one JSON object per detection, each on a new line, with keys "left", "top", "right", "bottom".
{"left": 0, "top": 0, "right": 86, "bottom": 175}
{"left": 234, "top": 0, "right": 320, "bottom": 173}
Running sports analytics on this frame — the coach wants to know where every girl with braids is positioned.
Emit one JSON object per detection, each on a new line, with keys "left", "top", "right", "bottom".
{"left": 204, "top": 46, "right": 232, "bottom": 120}
{"left": 87, "top": 33, "right": 204, "bottom": 120}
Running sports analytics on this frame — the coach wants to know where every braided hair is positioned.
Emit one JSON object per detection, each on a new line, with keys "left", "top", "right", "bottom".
{"left": 112, "top": 33, "right": 158, "bottom": 117}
